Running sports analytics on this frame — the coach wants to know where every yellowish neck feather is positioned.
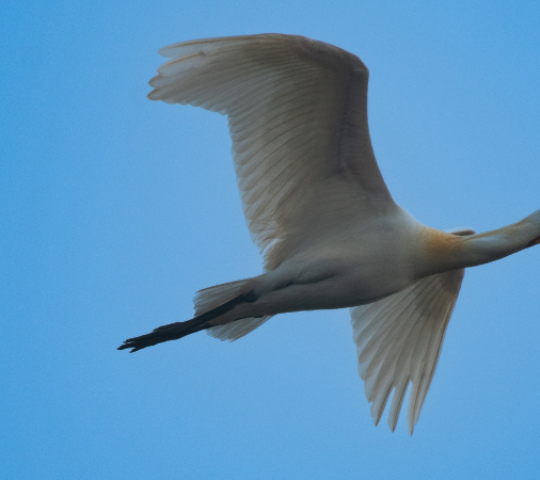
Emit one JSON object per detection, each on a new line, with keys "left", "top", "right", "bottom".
{"left": 419, "top": 216, "right": 539, "bottom": 275}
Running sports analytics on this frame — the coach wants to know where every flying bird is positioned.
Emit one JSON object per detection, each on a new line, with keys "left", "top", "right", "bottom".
{"left": 118, "top": 34, "right": 540, "bottom": 434}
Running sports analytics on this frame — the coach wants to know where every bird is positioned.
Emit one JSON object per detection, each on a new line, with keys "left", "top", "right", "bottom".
{"left": 118, "top": 34, "right": 540, "bottom": 434}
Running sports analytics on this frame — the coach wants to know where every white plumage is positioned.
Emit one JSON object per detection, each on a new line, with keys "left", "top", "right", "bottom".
{"left": 119, "top": 34, "right": 540, "bottom": 434}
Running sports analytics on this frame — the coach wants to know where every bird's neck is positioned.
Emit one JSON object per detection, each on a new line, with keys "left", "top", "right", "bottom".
{"left": 421, "top": 216, "right": 540, "bottom": 275}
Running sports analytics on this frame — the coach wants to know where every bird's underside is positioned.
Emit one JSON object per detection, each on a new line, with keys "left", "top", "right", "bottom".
{"left": 118, "top": 33, "right": 540, "bottom": 434}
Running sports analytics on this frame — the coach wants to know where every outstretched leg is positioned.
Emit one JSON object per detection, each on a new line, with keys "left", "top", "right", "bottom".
{"left": 118, "top": 291, "right": 257, "bottom": 352}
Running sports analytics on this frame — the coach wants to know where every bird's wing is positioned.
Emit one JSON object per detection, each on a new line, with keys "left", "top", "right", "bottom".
{"left": 148, "top": 34, "right": 395, "bottom": 268}
{"left": 350, "top": 268, "right": 465, "bottom": 435}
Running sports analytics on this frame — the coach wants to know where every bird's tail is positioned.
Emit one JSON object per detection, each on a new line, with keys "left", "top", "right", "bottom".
{"left": 193, "top": 279, "right": 253, "bottom": 316}
{"left": 194, "top": 280, "right": 273, "bottom": 341}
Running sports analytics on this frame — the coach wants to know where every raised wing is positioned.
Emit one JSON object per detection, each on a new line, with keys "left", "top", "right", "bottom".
{"left": 148, "top": 34, "right": 395, "bottom": 269}
{"left": 350, "top": 269, "right": 465, "bottom": 434}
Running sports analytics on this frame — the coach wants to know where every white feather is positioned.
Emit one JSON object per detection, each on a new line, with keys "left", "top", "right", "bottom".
{"left": 148, "top": 34, "right": 394, "bottom": 270}
{"left": 350, "top": 269, "right": 465, "bottom": 434}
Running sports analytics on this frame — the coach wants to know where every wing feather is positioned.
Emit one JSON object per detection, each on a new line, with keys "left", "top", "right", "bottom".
{"left": 148, "top": 34, "right": 395, "bottom": 269}
{"left": 350, "top": 269, "right": 465, "bottom": 434}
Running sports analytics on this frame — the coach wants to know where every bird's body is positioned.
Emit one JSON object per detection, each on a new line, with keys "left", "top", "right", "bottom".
{"left": 225, "top": 206, "right": 423, "bottom": 315}
{"left": 119, "top": 34, "right": 539, "bottom": 433}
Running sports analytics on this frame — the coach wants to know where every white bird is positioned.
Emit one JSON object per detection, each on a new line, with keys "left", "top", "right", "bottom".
{"left": 119, "top": 34, "right": 540, "bottom": 434}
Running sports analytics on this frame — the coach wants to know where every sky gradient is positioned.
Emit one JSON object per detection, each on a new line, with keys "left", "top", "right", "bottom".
{"left": 1, "top": 0, "right": 539, "bottom": 478}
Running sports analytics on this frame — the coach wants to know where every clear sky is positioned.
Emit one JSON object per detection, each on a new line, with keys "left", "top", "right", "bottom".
{"left": 1, "top": 0, "right": 539, "bottom": 478}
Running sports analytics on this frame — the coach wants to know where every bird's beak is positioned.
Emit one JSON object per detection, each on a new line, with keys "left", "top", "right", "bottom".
{"left": 527, "top": 235, "right": 540, "bottom": 248}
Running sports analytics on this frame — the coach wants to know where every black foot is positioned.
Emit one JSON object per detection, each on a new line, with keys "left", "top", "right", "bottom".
{"left": 118, "top": 318, "right": 206, "bottom": 352}
{"left": 118, "top": 291, "right": 257, "bottom": 353}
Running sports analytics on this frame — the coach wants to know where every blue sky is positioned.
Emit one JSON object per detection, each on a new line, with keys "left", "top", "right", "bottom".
{"left": 1, "top": 0, "right": 539, "bottom": 478}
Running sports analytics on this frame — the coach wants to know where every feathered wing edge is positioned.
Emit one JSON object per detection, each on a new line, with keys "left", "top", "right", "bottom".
{"left": 350, "top": 269, "right": 465, "bottom": 434}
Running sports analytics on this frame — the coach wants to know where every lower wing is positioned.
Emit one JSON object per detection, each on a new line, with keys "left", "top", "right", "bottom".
{"left": 350, "top": 268, "right": 465, "bottom": 434}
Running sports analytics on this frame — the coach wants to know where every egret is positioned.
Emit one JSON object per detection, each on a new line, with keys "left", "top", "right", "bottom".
{"left": 118, "top": 34, "right": 540, "bottom": 433}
